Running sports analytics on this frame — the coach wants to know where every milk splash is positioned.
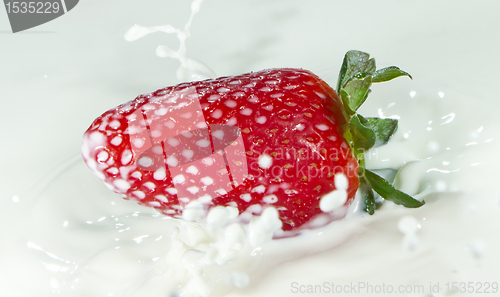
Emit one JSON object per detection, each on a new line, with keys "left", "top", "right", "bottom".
{"left": 124, "top": 0, "right": 216, "bottom": 82}
{"left": 122, "top": 2, "right": 286, "bottom": 295}
{"left": 163, "top": 206, "right": 283, "bottom": 297}
{"left": 112, "top": 2, "right": 496, "bottom": 296}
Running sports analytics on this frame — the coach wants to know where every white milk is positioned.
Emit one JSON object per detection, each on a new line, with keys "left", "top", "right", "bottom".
{"left": 5, "top": 54, "right": 498, "bottom": 297}
{"left": 2, "top": 1, "right": 499, "bottom": 297}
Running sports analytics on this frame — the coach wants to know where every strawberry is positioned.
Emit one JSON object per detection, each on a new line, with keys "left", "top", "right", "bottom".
{"left": 82, "top": 50, "right": 423, "bottom": 231}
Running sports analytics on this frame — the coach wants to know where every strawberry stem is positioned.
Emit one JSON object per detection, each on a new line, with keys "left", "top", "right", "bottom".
{"left": 336, "top": 50, "right": 424, "bottom": 213}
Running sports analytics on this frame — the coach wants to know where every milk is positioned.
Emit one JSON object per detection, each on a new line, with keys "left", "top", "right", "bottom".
{"left": 1, "top": 1, "right": 499, "bottom": 297}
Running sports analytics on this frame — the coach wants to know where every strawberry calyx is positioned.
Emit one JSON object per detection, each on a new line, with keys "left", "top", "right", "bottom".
{"left": 335, "top": 50, "right": 424, "bottom": 214}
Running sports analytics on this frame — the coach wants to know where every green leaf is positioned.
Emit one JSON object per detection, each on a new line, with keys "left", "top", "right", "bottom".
{"left": 360, "top": 116, "right": 399, "bottom": 146}
{"left": 336, "top": 50, "right": 376, "bottom": 91}
{"left": 372, "top": 66, "right": 412, "bottom": 83}
{"left": 349, "top": 114, "right": 376, "bottom": 158}
{"left": 364, "top": 190, "right": 376, "bottom": 215}
{"left": 364, "top": 169, "right": 424, "bottom": 208}
{"left": 339, "top": 89, "right": 355, "bottom": 117}
{"left": 335, "top": 50, "right": 419, "bottom": 213}
{"left": 360, "top": 178, "right": 377, "bottom": 215}
{"left": 342, "top": 76, "right": 372, "bottom": 112}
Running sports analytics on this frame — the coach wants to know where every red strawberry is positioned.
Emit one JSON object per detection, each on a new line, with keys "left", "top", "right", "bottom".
{"left": 82, "top": 50, "right": 423, "bottom": 231}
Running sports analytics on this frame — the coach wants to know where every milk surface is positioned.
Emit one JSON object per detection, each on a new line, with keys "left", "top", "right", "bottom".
{"left": 1, "top": 1, "right": 499, "bottom": 296}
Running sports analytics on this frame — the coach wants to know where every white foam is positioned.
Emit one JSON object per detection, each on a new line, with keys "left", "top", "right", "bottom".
{"left": 334, "top": 173, "right": 348, "bottom": 190}
{"left": 153, "top": 168, "right": 166, "bottom": 180}
{"left": 200, "top": 176, "right": 213, "bottom": 185}
{"left": 166, "top": 155, "right": 179, "bottom": 167}
{"left": 173, "top": 174, "right": 186, "bottom": 184}
{"left": 113, "top": 179, "right": 131, "bottom": 191}
{"left": 248, "top": 207, "right": 283, "bottom": 247}
{"left": 257, "top": 154, "right": 272, "bottom": 169}
{"left": 255, "top": 116, "right": 267, "bottom": 124}
{"left": 319, "top": 189, "right": 347, "bottom": 212}
{"left": 186, "top": 165, "right": 200, "bottom": 175}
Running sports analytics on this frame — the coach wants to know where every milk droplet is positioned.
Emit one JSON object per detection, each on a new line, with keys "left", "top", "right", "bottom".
{"left": 398, "top": 216, "right": 421, "bottom": 251}
{"left": 319, "top": 190, "right": 347, "bottom": 212}
{"left": 12, "top": 195, "right": 20, "bottom": 203}
{"left": 124, "top": 0, "right": 215, "bottom": 82}
{"left": 258, "top": 154, "right": 273, "bottom": 169}
{"left": 49, "top": 278, "right": 60, "bottom": 289}
{"left": 397, "top": 216, "right": 420, "bottom": 234}
{"left": 226, "top": 271, "right": 250, "bottom": 288}
{"left": 248, "top": 207, "right": 282, "bottom": 247}
{"left": 334, "top": 173, "right": 348, "bottom": 190}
